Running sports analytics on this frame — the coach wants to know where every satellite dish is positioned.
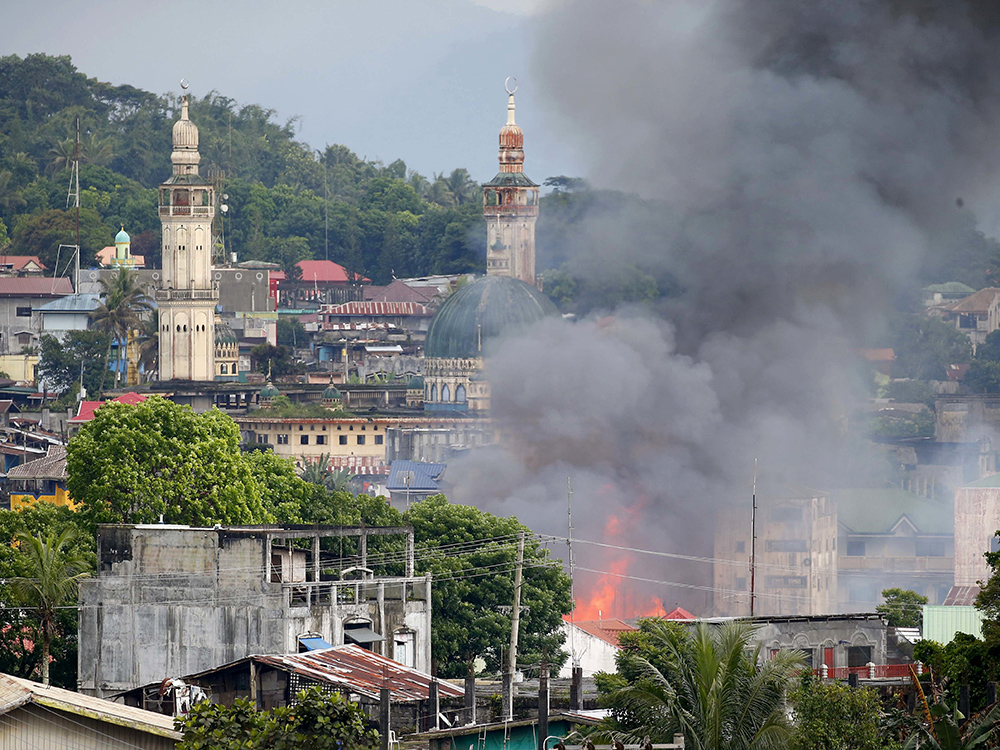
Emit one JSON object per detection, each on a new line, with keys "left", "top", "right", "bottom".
{"left": 220, "top": 205, "right": 229, "bottom": 213}
{"left": 222, "top": 193, "right": 229, "bottom": 200}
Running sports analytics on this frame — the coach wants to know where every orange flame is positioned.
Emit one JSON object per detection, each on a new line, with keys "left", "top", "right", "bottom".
{"left": 573, "top": 498, "right": 668, "bottom": 621}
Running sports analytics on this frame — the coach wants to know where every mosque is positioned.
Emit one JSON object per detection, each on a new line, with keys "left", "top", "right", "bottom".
{"left": 422, "top": 83, "right": 558, "bottom": 412}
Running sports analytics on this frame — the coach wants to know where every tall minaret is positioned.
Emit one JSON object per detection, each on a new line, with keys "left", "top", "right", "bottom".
{"left": 483, "top": 78, "right": 539, "bottom": 286}
{"left": 155, "top": 84, "right": 217, "bottom": 381}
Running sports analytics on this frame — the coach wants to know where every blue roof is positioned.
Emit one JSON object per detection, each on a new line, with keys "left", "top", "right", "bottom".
{"left": 387, "top": 460, "right": 446, "bottom": 492}
{"left": 299, "top": 636, "right": 334, "bottom": 651}
{"left": 34, "top": 293, "right": 102, "bottom": 313}
{"left": 115, "top": 228, "right": 130, "bottom": 243}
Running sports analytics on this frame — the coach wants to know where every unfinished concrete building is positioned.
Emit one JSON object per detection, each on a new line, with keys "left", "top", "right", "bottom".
{"left": 78, "top": 524, "right": 431, "bottom": 697}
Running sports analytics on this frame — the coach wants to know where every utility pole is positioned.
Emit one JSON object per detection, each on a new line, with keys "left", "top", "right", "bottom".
{"left": 750, "top": 458, "right": 758, "bottom": 618}
{"left": 503, "top": 531, "right": 525, "bottom": 721}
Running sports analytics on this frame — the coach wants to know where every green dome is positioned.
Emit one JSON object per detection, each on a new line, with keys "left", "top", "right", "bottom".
{"left": 407, "top": 375, "right": 424, "bottom": 389}
{"left": 115, "top": 228, "right": 130, "bottom": 244}
{"left": 425, "top": 276, "right": 557, "bottom": 359}
{"left": 322, "top": 384, "right": 341, "bottom": 399}
{"left": 215, "top": 322, "right": 238, "bottom": 345}
{"left": 259, "top": 382, "right": 280, "bottom": 398}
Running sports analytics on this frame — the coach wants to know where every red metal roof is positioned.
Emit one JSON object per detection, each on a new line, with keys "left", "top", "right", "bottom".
{"left": 0, "top": 277, "right": 73, "bottom": 297}
{"left": 365, "top": 280, "right": 437, "bottom": 304}
{"left": 253, "top": 645, "right": 464, "bottom": 702}
{"left": 323, "top": 301, "right": 433, "bottom": 317}
{"left": 0, "top": 255, "right": 47, "bottom": 271}
{"left": 69, "top": 392, "right": 149, "bottom": 423}
{"left": 295, "top": 260, "right": 369, "bottom": 284}
{"left": 663, "top": 606, "right": 696, "bottom": 620}
{"left": 563, "top": 617, "right": 636, "bottom": 647}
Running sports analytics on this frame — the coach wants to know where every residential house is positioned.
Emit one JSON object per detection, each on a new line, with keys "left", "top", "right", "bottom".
{"left": 386, "top": 460, "right": 447, "bottom": 507}
{"left": 0, "top": 276, "right": 73, "bottom": 355}
{"left": 320, "top": 300, "right": 434, "bottom": 343}
{"left": 118, "top": 645, "right": 464, "bottom": 734}
{"left": 35, "top": 293, "right": 101, "bottom": 341}
{"left": 78, "top": 524, "right": 432, "bottom": 697}
{"left": 0, "top": 672, "right": 179, "bottom": 749}
{"left": 923, "top": 282, "right": 976, "bottom": 309}
{"left": 6, "top": 444, "right": 72, "bottom": 510}
{"left": 558, "top": 618, "right": 636, "bottom": 679}
{"left": 68, "top": 392, "right": 148, "bottom": 434}
{"left": 275, "top": 260, "right": 367, "bottom": 309}
{"left": 936, "top": 287, "right": 1000, "bottom": 350}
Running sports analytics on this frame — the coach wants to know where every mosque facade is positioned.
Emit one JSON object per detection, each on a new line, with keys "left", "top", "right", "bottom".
{"left": 423, "top": 85, "right": 556, "bottom": 413}
{"left": 155, "top": 92, "right": 218, "bottom": 381}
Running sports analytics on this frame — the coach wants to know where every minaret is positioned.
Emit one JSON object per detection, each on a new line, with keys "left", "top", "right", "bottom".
{"left": 156, "top": 85, "right": 217, "bottom": 381}
{"left": 483, "top": 78, "right": 539, "bottom": 286}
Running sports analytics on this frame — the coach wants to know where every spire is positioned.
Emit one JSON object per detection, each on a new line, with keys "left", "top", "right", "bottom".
{"left": 171, "top": 82, "right": 200, "bottom": 175}
{"left": 498, "top": 78, "right": 525, "bottom": 174}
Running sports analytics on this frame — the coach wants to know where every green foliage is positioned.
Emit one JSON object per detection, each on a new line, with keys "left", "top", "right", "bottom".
{"left": 176, "top": 687, "right": 378, "bottom": 750}
{"left": 903, "top": 700, "right": 1000, "bottom": 750}
{"left": 543, "top": 263, "right": 662, "bottom": 314}
{"left": 876, "top": 588, "right": 928, "bottom": 628}
{"left": 11, "top": 206, "right": 109, "bottom": 272}
{"left": 964, "top": 360, "right": 1000, "bottom": 394}
{"left": 0, "top": 503, "right": 92, "bottom": 688}
{"left": 9, "top": 526, "right": 91, "bottom": 685}
{"left": 976, "top": 533, "right": 1000, "bottom": 645}
{"left": 866, "top": 408, "right": 936, "bottom": 439}
{"left": 597, "top": 619, "right": 805, "bottom": 747}
{"left": 38, "top": 330, "right": 110, "bottom": 397}
{"left": 789, "top": 674, "right": 894, "bottom": 750}
{"left": 248, "top": 395, "right": 350, "bottom": 419}
{"left": 251, "top": 343, "right": 302, "bottom": 378}
{"left": 66, "top": 395, "right": 273, "bottom": 529}
{"left": 403, "top": 494, "right": 572, "bottom": 678}
{"left": 276, "top": 317, "right": 306, "bottom": 348}
{"left": 912, "top": 636, "right": 999, "bottom": 714}
{"left": 891, "top": 315, "right": 972, "bottom": 381}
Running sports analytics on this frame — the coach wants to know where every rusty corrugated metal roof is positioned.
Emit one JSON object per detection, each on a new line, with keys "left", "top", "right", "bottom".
{"left": 254, "top": 645, "right": 464, "bottom": 702}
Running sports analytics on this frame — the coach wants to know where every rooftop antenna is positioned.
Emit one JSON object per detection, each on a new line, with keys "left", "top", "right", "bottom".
{"left": 65, "top": 115, "right": 81, "bottom": 291}
{"left": 567, "top": 477, "right": 577, "bottom": 669}
{"left": 750, "top": 458, "right": 758, "bottom": 618}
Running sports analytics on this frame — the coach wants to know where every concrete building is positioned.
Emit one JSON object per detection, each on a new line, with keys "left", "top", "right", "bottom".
{"left": 953, "top": 473, "right": 1000, "bottom": 588}
{"left": 0, "top": 276, "right": 73, "bottom": 354}
{"left": 0, "top": 673, "right": 180, "bottom": 749}
{"left": 483, "top": 82, "right": 539, "bottom": 286}
{"left": 714, "top": 484, "right": 838, "bottom": 617}
{"left": 836, "top": 488, "right": 954, "bottom": 608}
{"left": 936, "top": 287, "right": 1000, "bottom": 350}
{"left": 78, "top": 524, "right": 432, "bottom": 697}
{"left": 35, "top": 293, "right": 101, "bottom": 341}
{"left": 155, "top": 92, "right": 218, "bottom": 381}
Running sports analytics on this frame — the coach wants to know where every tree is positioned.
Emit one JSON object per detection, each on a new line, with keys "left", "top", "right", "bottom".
{"left": 176, "top": 686, "right": 378, "bottom": 750}
{"left": 891, "top": 315, "right": 972, "bottom": 381}
{"left": 597, "top": 619, "right": 804, "bottom": 747}
{"left": 66, "top": 395, "right": 273, "bottom": 529}
{"left": 89, "top": 267, "right": 153, "bottom": 393}
{"left": 405, "top": 495, "right": 572, "bottom": 679}
{"left": 789, "top": 674, "right": 889, "bottom": 750}
{"left": 37, "top": 330, "right": 111, "bottom": 398}
{"left": 10, "top": 527, "right": 91, "bottom": 685}
{"left": 876, "top": 588, "right": 928, "bottom": 628}
{"left": 0, "top": 502, "right": 92, "bottom": 688}
{"left": 913, "top": 635, "right": 999, "bottom": 715}
{"left": 903, "top": 701, "right": 1000, "bottom": 750}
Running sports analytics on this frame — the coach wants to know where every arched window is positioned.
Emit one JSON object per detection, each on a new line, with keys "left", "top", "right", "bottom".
{"left": 430, "top": 384, "right": 437, "bottom": 402}
{"left": 220, "top": 364, "right": 228, "bottom": 375}
{"left": 455, "top": 384, "right": 466, "bottom": 402}
{"left": 441, "top": 384, "right": 451, "bottom": 402}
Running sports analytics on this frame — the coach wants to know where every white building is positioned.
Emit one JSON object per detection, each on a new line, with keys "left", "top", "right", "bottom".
{"left": 558, "top": 618, "right": 636, "bottom": 678}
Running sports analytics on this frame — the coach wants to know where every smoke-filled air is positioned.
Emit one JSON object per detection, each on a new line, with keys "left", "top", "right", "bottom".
{"left": 446, "top": 0, "right": 1000, "bottom": 616}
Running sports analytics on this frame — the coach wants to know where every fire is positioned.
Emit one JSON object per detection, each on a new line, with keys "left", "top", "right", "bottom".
{"left": 573, "top": 497, "right": 669, "bottom": 621}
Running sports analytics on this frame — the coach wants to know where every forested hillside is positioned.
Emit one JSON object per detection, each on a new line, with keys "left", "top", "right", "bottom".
{"left": 0, "top": 54, "right": 486, "bottom": 284}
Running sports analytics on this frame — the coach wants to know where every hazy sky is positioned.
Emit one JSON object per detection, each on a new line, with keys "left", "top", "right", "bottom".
{"left": 2, "top": 0, "right": 579, "bottom": 184}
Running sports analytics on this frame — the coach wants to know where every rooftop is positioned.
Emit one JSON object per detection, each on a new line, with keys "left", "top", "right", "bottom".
{"left": 0, "top": 277, "right": 73, "bottom": 297}
{"left": 563, "top": 617, "right": 636, "bottom": 647}
{"left": 942, "top": 287, "right": 1000, "bottom": 314}
{"left": 835, "top": 487, "right": 953, "bottom": 534}
{"left": 6, "top": 445, "right": 67, "bottom": 481}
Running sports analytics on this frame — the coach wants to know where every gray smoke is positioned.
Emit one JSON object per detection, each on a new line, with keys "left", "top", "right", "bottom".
{"left": 447, "top": 0, "right": 1000, "bottom": 615}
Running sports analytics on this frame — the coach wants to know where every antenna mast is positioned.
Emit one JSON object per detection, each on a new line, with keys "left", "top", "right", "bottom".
{"left": 568, "top": 476, "right": 577, "bottom": 668}
{"left": 67, "top": 116, "right": 81, "bottom": 290}
{"left": 750, "top": 458, "right": 758, "bottom": 618}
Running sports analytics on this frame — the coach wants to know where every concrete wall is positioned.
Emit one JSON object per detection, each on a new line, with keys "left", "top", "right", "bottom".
{"left": 0, "top": 704, "right": 177, "bottom": 750}
{"left": 79, "top": 525, "right": 431, "bottom": 697}
{"left": 954, "top": 485, "right": 1000, "bottom": 587}
{"left": 750, "top": 615, "right": 888, "bottom": 668}
{"left": 557, "top": 623, "right": 619, "bottom": 678}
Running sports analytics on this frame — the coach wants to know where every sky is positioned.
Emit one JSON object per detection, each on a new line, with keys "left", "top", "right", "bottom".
{"left": 2, "top": 0, "right": 579, "bottom": 184}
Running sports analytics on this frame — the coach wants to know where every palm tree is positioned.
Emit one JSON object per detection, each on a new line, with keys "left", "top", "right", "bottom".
{"left": 11, "top": 529, "right": 91, "bottom": 685}
{"left": 90, "top": 268, "right": 153, "bottom": 393}
{"left": 46, "top": 137, "right": 75, "bottom": 176}
{"left": 602, "top": 619, "right": 804, "bottom": 749}
{"left": 444, "top": 168, "right": 479, "bottom": 206}
{"left": 300, "top": 454, "right": 332, "bottom": 487}
{"left": 0, "top": 170, "right": 26, "bottom": 214}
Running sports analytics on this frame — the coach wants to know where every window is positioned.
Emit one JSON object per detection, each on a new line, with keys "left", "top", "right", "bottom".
{"left": 257, "top": 434, "right": 268, "bottom": 444}
{"left": 277, "top": 434, "right": 289, "bottom": 445}
{"left": 735, "top": 577, "right": 747, "bottom": 591}
{"left": 17, "top": 333, "right": 31, "bottom": 346}
{"left": 846, "top": 541, "right": 865, "bottom": 556}
{"left": 339, "top": 435, "right": 348, "bottom": 445}
{"left": 991, "top": 535, "right": 1000, "bottom": 554}
{"left": 316, "top": 435, "right": 326, "bottom": 445}
{"left": 15, "top": 307, "right": 31, "bottom": 317}
{"left": 847, "top": 646, "right": 872, "bottom": 668}
{"left": 735, "top": 541, "right": 745, "bottom": 553}
{"left": 916, "top": 538, "right": 946, "bottom": 557}
{"left": 300, "top": 435, "right": 309, "bottom": 445}
{"left": 442, "top": 384, "right": 451, "bottom": 402}
{"left": 375, "top": 435, "right": 383, "bottom": 445}
{"left": 456, "top": 384, "right": 466, "bottom": 402}
{"left": 766, "top": 539, "right": 808, "bottom": 552}
{"left": 357, "top": 435, "right": 365, "bottom": 445}
{"left": 430, "top": 385, "right": 437, "bottom": 402}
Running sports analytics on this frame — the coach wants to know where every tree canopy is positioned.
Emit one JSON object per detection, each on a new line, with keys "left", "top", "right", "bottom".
{"left": 876, "top": 588, "right": 928, "bottom": 629}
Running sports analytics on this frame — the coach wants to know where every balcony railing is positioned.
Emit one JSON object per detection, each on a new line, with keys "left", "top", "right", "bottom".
{"left": 154, "top": 288, "right": 218, "bottom": 301}
{"left": 158, "top": 205, "right": 212, "bottom": 217}
{"left": 281, "top": 576, "right": 429, "bottom": 608}
{"left": 814, "top": 663, "right": 918, "bottom": 680}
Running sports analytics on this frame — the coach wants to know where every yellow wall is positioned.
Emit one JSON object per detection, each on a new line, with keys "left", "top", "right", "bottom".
{"left": 0, "top": 354, "right": 38, "bottom": 383}
{"left": 10, "top": 485, "right": 76, "bottom": 511}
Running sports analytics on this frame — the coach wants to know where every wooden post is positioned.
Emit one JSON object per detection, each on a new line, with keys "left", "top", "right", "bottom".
{"left": 380, "top": 687, "right": 390, "bottom": 750}
{"left": 429, "top": 679, "right": 440, "bottom": 731}
{"left": 537, "top": 655, "right": 549, "bottom": 750}
{"left": 960, "top": 684, "right": 971, "bottom": 719}
{"left": 503, "top": 532, "right": 525, "bottom": 721}
{"left": 570, "top": 666, "right": 582, "bottom": 710}
{"left": 465, "top": 667, "right": 476, "bottom": 725}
